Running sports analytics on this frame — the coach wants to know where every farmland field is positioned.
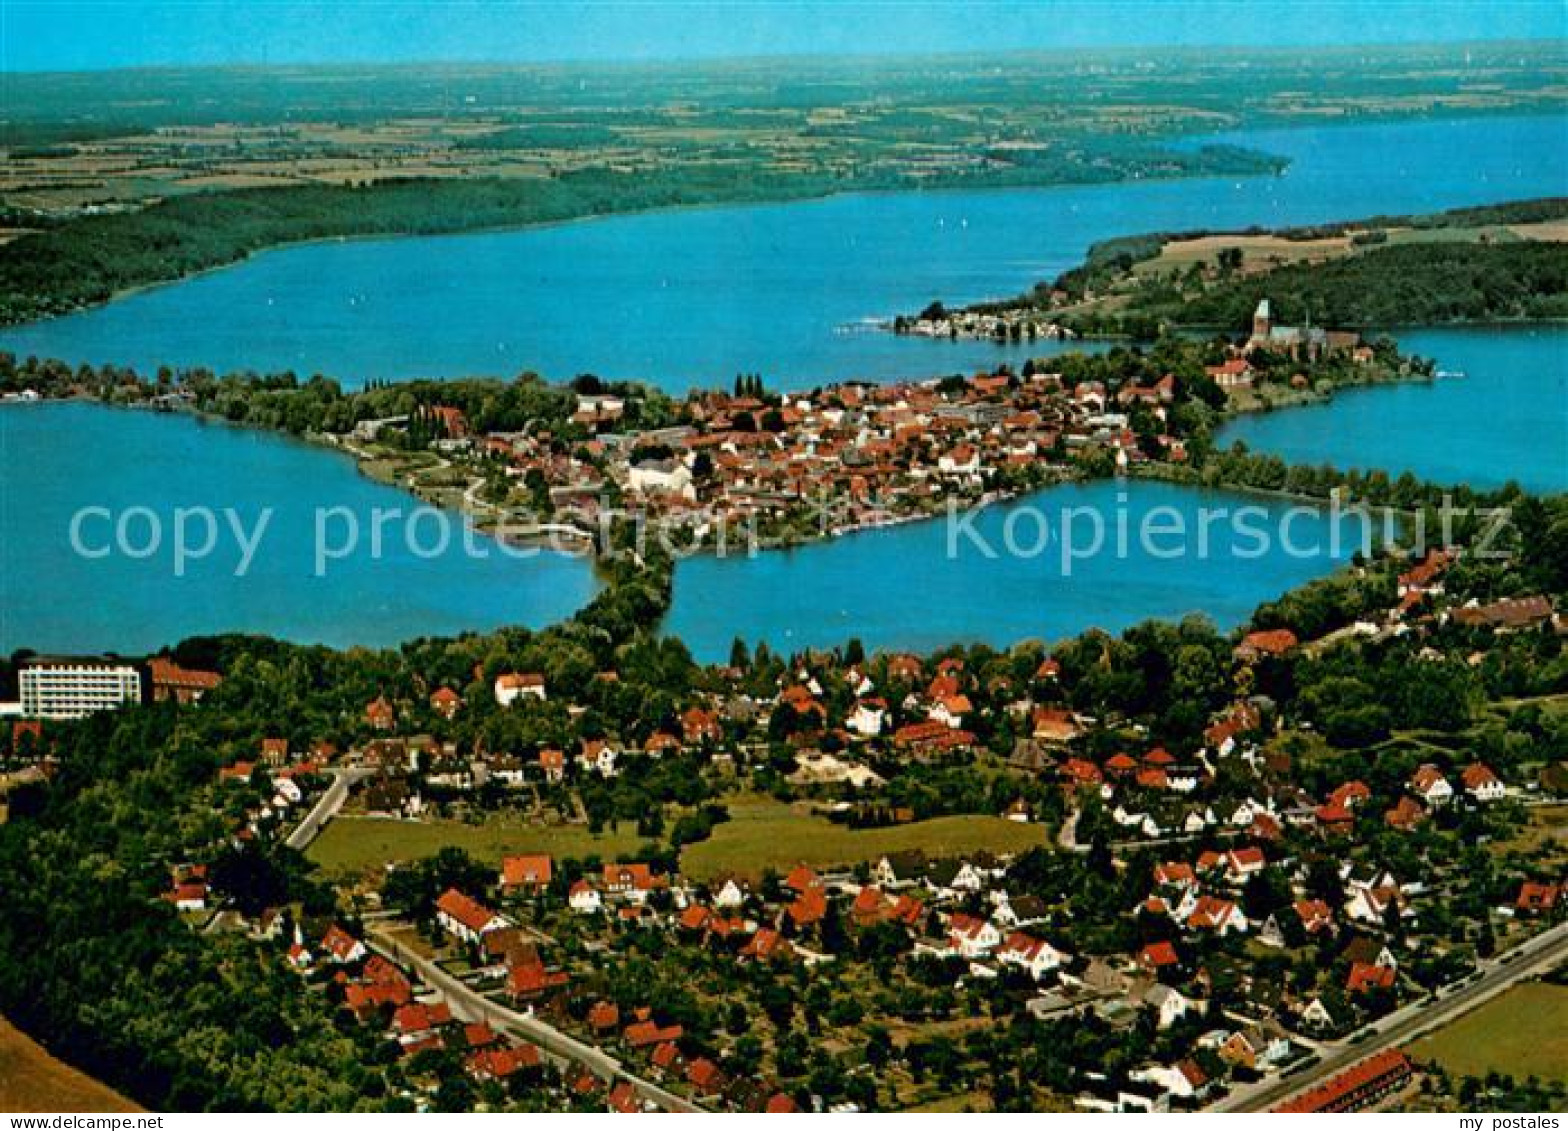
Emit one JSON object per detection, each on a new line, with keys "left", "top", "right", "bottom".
{"left": 307, "top": 815, "right": 648, "bottom": 875}
{"left": 1411, "top": 982, "right": 1568, "bottom": 1085}
{"left": 680, "top": 797, "right": 1046, "bottom": 881}
{"left": 0, "top": 1016, "right": 141, "bottom": 1113}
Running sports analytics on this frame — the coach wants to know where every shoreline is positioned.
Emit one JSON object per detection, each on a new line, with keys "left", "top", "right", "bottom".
{"left": 18, "top": 105, "right": 1563, "bottom": 339}
{"left": 3, "top": 325, "right": 1548, "bottom": 574}
{"left": 0, "top": 150, "right": 1298, "bottom": 340}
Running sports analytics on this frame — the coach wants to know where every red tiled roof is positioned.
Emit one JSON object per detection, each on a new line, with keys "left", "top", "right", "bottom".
{"left": 1140, "top": 940, "right": 1180, "bottom": 968}
{"left": 609, "top": 1081, "right": 640, "bottom": 1113}
{"left": 624, "top": 1020, "right": 684, "bottom": 1048}
{"left": 1239, "top": 628, "right": 1298, "bottom": 657}
{"left": 392, "top": 1001, "right": 452, "bottom": 1035}
{"left": 783, "top": 864, "right": 819, "bottom": 893}
{"left": 1517, "top": 881, "right": 1560, "bottom": 913}
{"left": 147, "top": 656, "right": 222, "bottom": 690}
{"left": 436, "top": 888, "right": 502, "bottom": 934}
{"left": 1347, "top": 961, "right": 1396, "bottom": 994}
{"left": 1274, "top": 1050, "right": 1412, "bottom": 1113}
{"left": 501, "top": 854, "right": 553, "bottom": 888}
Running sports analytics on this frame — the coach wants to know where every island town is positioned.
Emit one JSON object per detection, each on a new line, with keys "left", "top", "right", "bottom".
{"left": 0, "top": 298, "right": 1428, "bottom": 569}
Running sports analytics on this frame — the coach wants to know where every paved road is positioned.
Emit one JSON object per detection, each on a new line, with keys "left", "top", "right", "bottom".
{"left": 285, "top": 768, "right": 375, "bottom": 851}
{"left": 367, "top": 926, "right": 703, "bottom": 1114}
{"left": 1216, "top": 921, "right": 1568, "bottom": 1112}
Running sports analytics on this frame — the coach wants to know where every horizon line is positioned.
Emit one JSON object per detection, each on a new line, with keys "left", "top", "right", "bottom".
{"left": 4, "top": 34, "right": 1565, "bottom": 79}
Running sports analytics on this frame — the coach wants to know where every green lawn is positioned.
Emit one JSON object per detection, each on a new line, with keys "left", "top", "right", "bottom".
{"left": 1412, "top": 982, "right": 1568, "bottom": 1084}
{"left": 680, "top": 798, "right": 1046, "bottom": 882}
{"left": 307, "top": 815, "right": 648, "bottom": 875}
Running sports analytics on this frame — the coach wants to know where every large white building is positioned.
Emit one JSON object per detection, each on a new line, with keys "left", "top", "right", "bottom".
{"left": 20, "top": 657, "right": 144, "bottom": 720}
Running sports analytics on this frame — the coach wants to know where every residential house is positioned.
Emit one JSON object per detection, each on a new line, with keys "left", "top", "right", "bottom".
{"left": 435, "top": 889, "right": 510, "bottom": 944}
{"left": 602, "top": 863, "right": 663, "bottom": 903}
{"left": 946, "top": 913, "right": 1002, "bottom": 958}
{"left": 501, "top": 854, "right": 553, "bottom": 893}
{"left": 996, "top": 931, "right": 1070, "bottom": 980}
{"left": 321, "top": 923, "right": 367, "bottom": 965}
{"left": 1143, "top": 983, "right": 1196, "bottom": 1030}
{"left": 1461, "top": 763, "right": 1507, "bottom": 803}
{"left": 1409, "top": 764, "right": 1453, "bottom": 806}
{"left": 494, "top": 673, "right": 546, "bottom": 707}
{"left": 568, "top": 881, "right": 603, "bottom": 915}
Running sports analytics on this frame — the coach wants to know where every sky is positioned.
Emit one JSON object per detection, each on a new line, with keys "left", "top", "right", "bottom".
{"left": 1, "top": 1, "right": 1564, "bottom": 72}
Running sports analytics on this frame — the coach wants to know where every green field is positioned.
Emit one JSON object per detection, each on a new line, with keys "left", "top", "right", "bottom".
{"left": 679, "top": 798, "right": 1046, "bottom": 882}
{"left": 1412, "top": 982, "right": 1568, "bottom": 1085}
{"left": 307, "top": 815, "right": 648, "bottom": 875}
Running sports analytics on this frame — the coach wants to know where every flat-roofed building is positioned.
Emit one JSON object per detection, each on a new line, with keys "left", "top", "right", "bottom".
{"left": 20, "top": 656, "right": 144, "bottom": 720}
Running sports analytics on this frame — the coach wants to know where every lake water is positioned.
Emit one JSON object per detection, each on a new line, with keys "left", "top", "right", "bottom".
{"left": 1218, "top": 326, "right": 1568, "bottom": 494}
{"left": 1, "top": 113, "right": 1563, "bottom": 657}
{"left": 0, "top": 402, "right": 597, "bottom": 654}
{"left": 1, "top": 115, "right": 1563, "bottom": 390}
{"left": 666, "top": 480, "right": 1360, "bottom": 661}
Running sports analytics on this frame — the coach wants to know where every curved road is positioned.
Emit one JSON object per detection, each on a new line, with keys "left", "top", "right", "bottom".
{"left": 285, "top": 768, "right": 376, "bottom": 851}
{"left": 368, "top": 926, "right": 703, "bottom": 1113}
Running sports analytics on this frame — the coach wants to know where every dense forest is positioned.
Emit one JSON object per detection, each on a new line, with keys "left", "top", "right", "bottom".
{"left": 1122, "top": 241, "right": 1568, "bottom": 331}
{"left": 0, "top": 535, "right": 678, "bottom": 1109}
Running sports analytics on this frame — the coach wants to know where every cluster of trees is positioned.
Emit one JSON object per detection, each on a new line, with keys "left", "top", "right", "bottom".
{"left": 1155, "top": 241, "right": 1568, "bottom": 329}
{"left": 0, "top": 353, "right": 681, "bottom": 440}
{"left": 0, "top": 520, "right": 689, "bottom": 1108}
{"left": 0, "top": 703, "right": 385, "bottom": 1109}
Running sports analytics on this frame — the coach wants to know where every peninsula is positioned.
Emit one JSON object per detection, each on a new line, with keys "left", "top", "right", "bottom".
{"left": 897, "top": 198, "right": 1568, "bottom": 341}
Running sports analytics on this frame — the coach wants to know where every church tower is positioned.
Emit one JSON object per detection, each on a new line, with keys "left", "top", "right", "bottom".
{"left": 1252, "top": 298, "right": 1271, "bottom": 342}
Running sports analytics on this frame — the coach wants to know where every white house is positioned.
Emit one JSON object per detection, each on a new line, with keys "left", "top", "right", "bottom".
{"left": 996, "top": 932, "right": 1071, "bottom": 980}
{"left": 928, "top": 694, "right": 972, "bottom": 730}
{"left": 435, "top": 889, "right": 510, "bottom": 944}
{"left": 1143, "top": 984, "right": 1196, "bottom": 1030}
{"left": 578, "top": 740, "right": 619, "bottom": 778}
{"left": 1130, "top": 1062, "right": 1207, "bottom": 1101}
{"left": 929, "top": 860, "right": 986, "bottom": 896}
{"left": 712, "top": 878, "right": 748, "bottom": 910}
{"left": 494, "top": 672, "right": 546, "bottom": 707}
{"left": 320, "top": 924, "right": 367, "bottom": 965}
{"left": 848, "top": 700, "right": 886, "bottom": 738}
{"left": 1224, "top": 847, "right": 1267, "bottom": 884}
{"left": 937, "top": 444, "right": 981, "bottom": 476}
{"left": 487, "top": 755, "right": 529, "bottom": 788}
{"left": 845, "top": 667, "right": 875, "bottom": 697}
{"left": 568, "top": 881, "right": 603, "bottom": 915}
{"left": 1462, "top": 763, "right": 1507, "bottom": 803}
{"left": 1300, "top": 997, "right": 1337, "bottom": 1030}
{"left": 946, "top": 913, "right": 1002, "bottom": 958}
{"left": 1410, "top": 764, "right": 1454, "bottom": 806}
{"left": 1345, "top": 883, "right": 1410, "bottom": 927}
{"left": 627, "top": 458, "right": 695, "bottom": 501}
{"left": 1187, "top": 896, "right": 1248, "bottom": 936}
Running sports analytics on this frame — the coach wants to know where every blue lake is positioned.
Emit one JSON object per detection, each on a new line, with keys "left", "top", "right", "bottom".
{"left": 0, "top": 115, "right": 1563, "bottom": 390}
{"left": 1, "top": 113, "right": 1564, "bottom": 656}
{"left": 0, "top": 402, "right": 597, "bottom": 654}
{"left": 1219, "top": 326, "right": 1568, "bottom": 495}
{"left": 666, "top": 479, "right": 1361, "bottom": 661}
